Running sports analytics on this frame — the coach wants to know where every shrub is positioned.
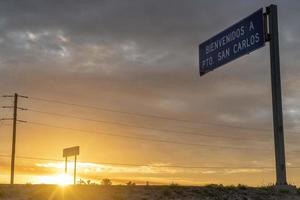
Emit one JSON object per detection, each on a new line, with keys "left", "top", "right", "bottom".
{"left": 101, "top": 178, "right": 112, "bottom": 186}
{"left": 237, "top": 184, "right": 247, "bottom": 190}
{"left": 126, "top": 181, "right": 136, "bottom": 186}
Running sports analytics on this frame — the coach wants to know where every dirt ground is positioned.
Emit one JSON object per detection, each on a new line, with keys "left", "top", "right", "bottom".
{"left": 0, "top": 184, "right": 300, "bottom": 200}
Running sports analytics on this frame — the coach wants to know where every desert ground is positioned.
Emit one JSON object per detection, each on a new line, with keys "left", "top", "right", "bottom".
{"left": 0, "top": 184, "right": 300, "bottom": 200}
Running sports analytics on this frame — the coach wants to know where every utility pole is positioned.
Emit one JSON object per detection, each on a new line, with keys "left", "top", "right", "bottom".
{"left": 11, "top": 93, "right": 18, "bottom": 185}
{"left": 2, "top": 93, "right": 28, "bottom": 184}
{"left": 265, "top": 5, "right": 287, "bottom": 186}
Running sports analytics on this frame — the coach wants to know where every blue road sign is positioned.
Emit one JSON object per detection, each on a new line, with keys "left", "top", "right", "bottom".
{"left": 199, "top": 8, "right": 265, "bottom": 76}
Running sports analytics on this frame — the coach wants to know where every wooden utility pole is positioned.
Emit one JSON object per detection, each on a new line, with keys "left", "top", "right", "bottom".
{"left": 11, "top": 93, "right": 18, "bottom": 184}
{"left": 2, "top": 93, "right": 28, "bottom": 184}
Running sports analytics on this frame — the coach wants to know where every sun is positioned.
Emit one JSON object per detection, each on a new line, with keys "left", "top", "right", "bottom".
{"left": 55, "top": 174, "right": 73, "bottom": 186}
{"left": 37, "top": 174, "right": 73, "bottom": 186}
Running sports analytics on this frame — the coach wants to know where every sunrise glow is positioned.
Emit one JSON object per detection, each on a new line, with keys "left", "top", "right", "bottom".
{"left": 0, "top": 1, "right": 300, "bottom": 193}
{"left": 37, "top": 174, "right": 73, "bottom": 186}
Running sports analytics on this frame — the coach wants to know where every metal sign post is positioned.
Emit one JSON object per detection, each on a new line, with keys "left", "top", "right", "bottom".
{"left": 65, "top": 157, "right": 68, "bottom": 174}
{"left": 267, "top": 4, "right": 287, "bottom": 186}
{"left": 63, "top": 146, "right": 80, "bottom": 185}
{"left": 199, "top": 5, "right": 289, "bottom": 186}
{"left": 74, "top": 155, "right": 77, "bottom": 185}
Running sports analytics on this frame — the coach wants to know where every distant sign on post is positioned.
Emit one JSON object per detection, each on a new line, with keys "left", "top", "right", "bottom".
{"left": 199, "top": 8, "right": 265, "bottom": 76}
{"left": 63, "top": 146, "right": 80, "bottom": 157}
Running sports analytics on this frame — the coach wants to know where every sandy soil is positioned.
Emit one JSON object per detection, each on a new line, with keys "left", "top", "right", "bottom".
{"left": 0, "top": 184, "right": 300, "bottom": 200}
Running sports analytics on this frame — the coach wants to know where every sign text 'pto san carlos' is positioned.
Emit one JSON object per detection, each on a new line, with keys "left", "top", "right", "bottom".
{"left": 199, "top": 8, "right": 265, "bottom": 76}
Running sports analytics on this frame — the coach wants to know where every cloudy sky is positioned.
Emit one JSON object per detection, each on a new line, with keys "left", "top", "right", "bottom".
{"left": 0, "top": 0, "right": 300, "bottom": 186}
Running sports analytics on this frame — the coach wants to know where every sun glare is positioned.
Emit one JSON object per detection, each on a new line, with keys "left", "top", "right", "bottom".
{"left": 56, "top": 174, "right": 73, "bottom": 186}
{"left": 37, "top": 174, "right": 73, "bottom": 186}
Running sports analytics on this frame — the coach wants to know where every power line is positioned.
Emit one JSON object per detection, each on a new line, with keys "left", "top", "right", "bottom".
{"left": 4, "top": 95, "right": 300, "bottom": 154}
{"left": 0, "top": 154, "right": 61, "bottom": 162}
{"left": 24, "top": 121, "right": 272, "bottom": 152}
{"left": 27, "top": 108, "right": 271, "bottom": 142}
{"left": 28, "top": 96, "right": 273, "bottom": 133}
{"left": 0, "top": 154, "right": 277, "bottom": 169}
{"left": 3, "top": 154, "right": 300, "bottom": 170}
